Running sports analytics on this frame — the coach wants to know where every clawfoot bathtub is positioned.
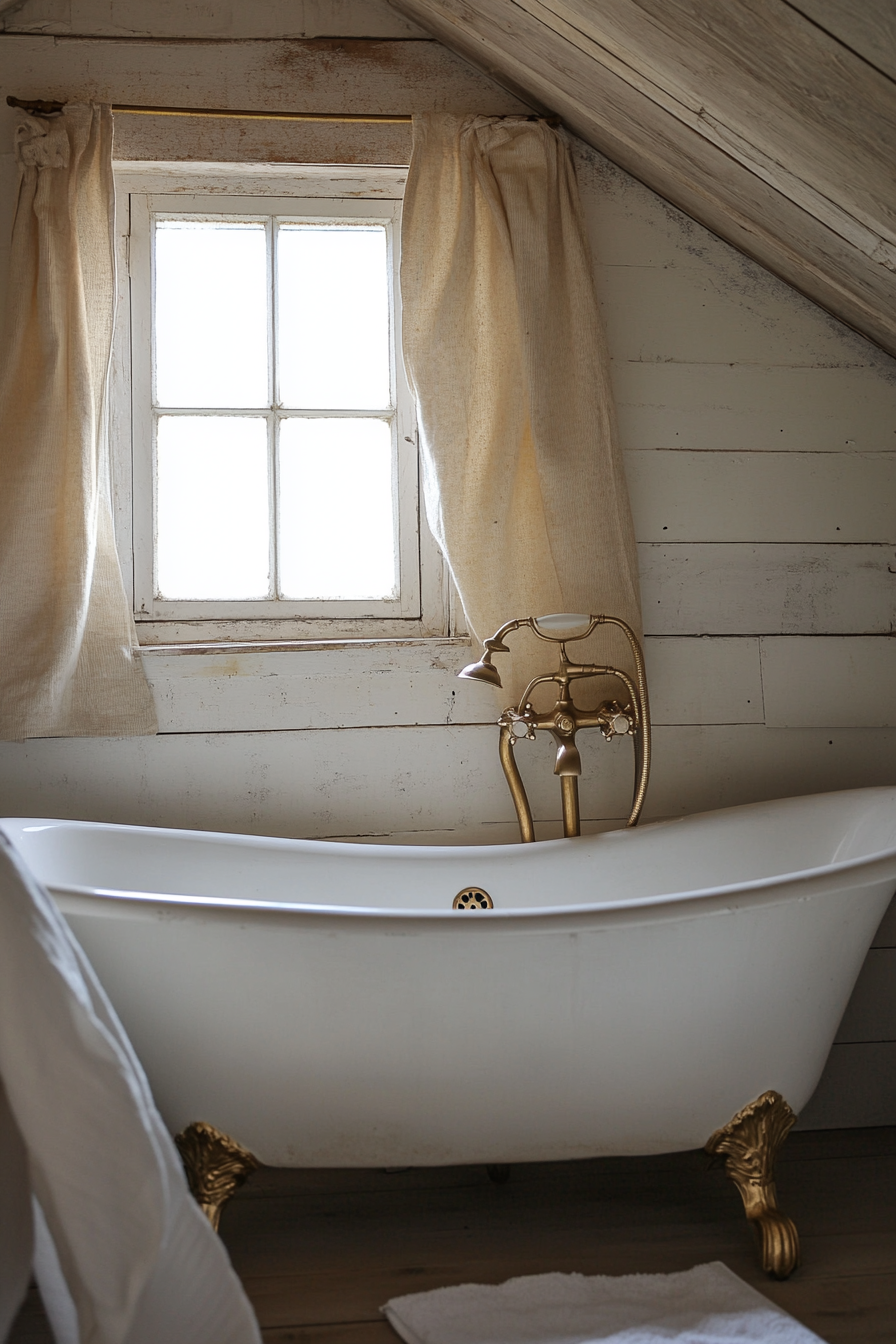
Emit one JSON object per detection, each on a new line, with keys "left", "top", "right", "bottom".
{"left": 4, "top": 784, "right": 896, "bottom": 1277}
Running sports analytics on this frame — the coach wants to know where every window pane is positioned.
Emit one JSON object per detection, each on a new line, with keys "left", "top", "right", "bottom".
{"left": 156, "top": 416, "right": 269, "bottom": 599}
{"left": 278, "top": 418, "right": 396, "bottom": 600}
{"left": 155, "top": 221, "right": 268, "bottom": 408}
{"left": 277, "top": 226, "right": 390, "bottom": 410}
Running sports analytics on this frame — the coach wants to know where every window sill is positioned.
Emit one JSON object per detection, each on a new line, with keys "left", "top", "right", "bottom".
{"left": 139, "top": 635, "right": 471, "bottom": 657}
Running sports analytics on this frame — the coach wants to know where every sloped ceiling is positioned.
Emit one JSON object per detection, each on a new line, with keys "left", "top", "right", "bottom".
{"left": 392, "top": 0, "right": 896, "bottom": 357}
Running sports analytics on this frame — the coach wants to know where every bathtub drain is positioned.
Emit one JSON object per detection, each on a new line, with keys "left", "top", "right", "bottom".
{"left": 453, "top": 887, "right": 493, "bottom": 910}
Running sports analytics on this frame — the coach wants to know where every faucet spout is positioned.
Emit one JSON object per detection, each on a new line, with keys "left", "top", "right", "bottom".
{"left": 553, "top": 738, "right": 582, "bottom": 777}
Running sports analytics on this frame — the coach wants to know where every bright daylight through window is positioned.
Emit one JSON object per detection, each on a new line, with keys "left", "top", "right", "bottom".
{"left": 154, "top": 218, "right": 394, "bottom": 602}
{"left": 118, "top": 175, "right": 441, "bottom": 642}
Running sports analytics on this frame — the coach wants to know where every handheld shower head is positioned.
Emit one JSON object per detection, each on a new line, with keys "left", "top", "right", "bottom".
{"left": 457, "top": 656, "right": 503, "bottom": 688}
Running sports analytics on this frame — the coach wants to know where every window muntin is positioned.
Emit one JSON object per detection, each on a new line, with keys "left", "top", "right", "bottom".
{"left": 120, "top": 180, "right": 444, "bottom": 640}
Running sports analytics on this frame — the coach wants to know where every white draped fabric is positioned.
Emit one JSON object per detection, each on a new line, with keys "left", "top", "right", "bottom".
{"left": 0, "top": 105, "right": 156, "bottom": 741}
{"left": 401, "top": 114, "right": 642, "bottom": 696}
{"left": 0, "top": 830, "right": 261, "bottom": 1344}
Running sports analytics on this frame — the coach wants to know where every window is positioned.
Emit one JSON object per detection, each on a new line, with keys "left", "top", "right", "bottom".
{"left": 112, "top": 166, "right": 449, "bottom": 645}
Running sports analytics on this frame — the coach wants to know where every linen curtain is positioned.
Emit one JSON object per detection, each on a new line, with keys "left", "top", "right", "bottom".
{"left": 0, "top": 104, "right": 156, "bottom": 740}
{"left": 400, "top": 114, "right": 642, "bottom": 697}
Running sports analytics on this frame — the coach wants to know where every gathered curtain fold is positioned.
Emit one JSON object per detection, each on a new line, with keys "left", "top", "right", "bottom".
{"left": 0, "top": 104, "right": 156, "bottom": 741}
{"left": 400, "top": 114, "right": 642, "bottom": 697}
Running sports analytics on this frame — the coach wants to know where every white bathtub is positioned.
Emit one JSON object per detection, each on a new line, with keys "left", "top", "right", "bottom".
{"left": 3, "top": 785, "right": 896, "bottom": 1169}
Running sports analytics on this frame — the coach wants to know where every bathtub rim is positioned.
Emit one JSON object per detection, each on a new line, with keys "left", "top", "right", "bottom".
{"left": 5, "top": 783, "right": 896, "bottom": 928}
{"left": 39, "top": 859, "right": 896, "bottom": 932}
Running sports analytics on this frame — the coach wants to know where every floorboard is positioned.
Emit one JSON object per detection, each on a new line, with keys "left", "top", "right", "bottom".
{"left": 9, "top": 1127, "right": 896, "bottom": 1343}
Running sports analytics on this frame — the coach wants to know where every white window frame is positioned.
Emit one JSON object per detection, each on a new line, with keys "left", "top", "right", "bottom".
{"left": 111, "top": 164, "right": 451, "bottom": 646}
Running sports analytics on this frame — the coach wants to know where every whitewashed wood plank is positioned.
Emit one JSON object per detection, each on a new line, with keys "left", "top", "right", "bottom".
{"left": 797, "top": 1042, "right": 896, "bottom": 1129}
{"left": 0, "top": 35, "right": 527, "bottom": 167}
{"left": 598, "top": 261, "right": 878, "bottom": 367}
{"left": 642, "top": 725, "right": 896, "bottom": 819}
{"left": 394, "top": 0, "right": 896, "bottom": 355}
{"left": 0, "top": 724, "right": 630, "bottom": 840}
{"left": 575, "top": 146, "right": 724, "bottom": 271}
{"left": 114, "top": 164, "right": 408, "bottom": 199}
{"left": 0, "top": 0, "right": 67, "bottom": 33}
{"left": 145, "top": 641, "right": 499, "bottom": 733}
{"left": 2, "top": 724, "right": 895, "bottom": 841}
{"left": 639, "top": 543, "right": 896, "bottom": 636}
{"left": 113, "top": 115, "right": 414, "bottom": 169}
{"left": 577, "top": 141, "right": 896, "bottom": 375}
{"left": 302, "top": 1, "right": 431, "bottom": 38}
{"left": 835, "top": 950, "right": 896, "bottom": 1044}
{"left": 761, "top": 637, "right": 896, "bottom": 728}
{"left": 644, "top": 638, "right": 763, "bottom": 724}
{"left": 144, "top": 637, "right": 762, "bottom": 733}
{"left": 626, "top": 452, "right": 896, "bottom": 543}
{"left": 613, "top": 363, "right": 896, "bottom": 454}
{"left": 1, "top": 0, "right": 432, "bottom": 39}
{"left": 788, "top": 0, "right": 896, "bottom": 82}
{"left": 547, "top": 0, "right": 896, "bottom": 251}
{"left": 0, "top": 34, "right": 526, "bottom": 116}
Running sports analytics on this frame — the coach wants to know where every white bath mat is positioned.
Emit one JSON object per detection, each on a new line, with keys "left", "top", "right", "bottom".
{"left": 382, "top": 1261, "right": 826, "bottom": 1343}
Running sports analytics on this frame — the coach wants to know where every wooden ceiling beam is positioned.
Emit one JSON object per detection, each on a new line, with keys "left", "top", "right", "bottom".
{"left": 392, "top": 0, "right": 896, "bottom": 356}
{"left": 786, "top": 0, "right": 896, "bottom": 83}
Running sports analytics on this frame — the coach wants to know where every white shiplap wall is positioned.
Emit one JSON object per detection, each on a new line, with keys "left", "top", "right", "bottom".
{"left": 0, "top": 0, "right": 895, "bottom": 1128}
{"left": 576, "top": 146, "right": 896, "bottom": 1127}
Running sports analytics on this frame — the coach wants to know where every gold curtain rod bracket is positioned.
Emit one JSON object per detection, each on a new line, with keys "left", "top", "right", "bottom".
{"left": 7, "top": 96, "right": 66, "bottom": 117}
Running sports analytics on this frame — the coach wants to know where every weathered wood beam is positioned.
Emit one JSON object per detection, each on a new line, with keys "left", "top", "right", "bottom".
{"left": 547, "top": 0, "right": 895, "bottom": 254}
{"left": 392, "top": 0, "right": 896, "bottom": 356}
{"left": 786, "top": 0, "right": 896, "bottom": 82}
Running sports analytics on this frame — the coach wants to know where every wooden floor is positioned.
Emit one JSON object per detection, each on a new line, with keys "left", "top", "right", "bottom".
{"left": 10, "top": 1127, "right": 896, "bottom": 1342}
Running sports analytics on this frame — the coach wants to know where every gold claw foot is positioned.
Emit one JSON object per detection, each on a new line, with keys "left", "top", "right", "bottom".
{"left": 174, "top": 1120, "right": 259, "bottom": 1231}
{"left": 705, "top": 1090, "right": 800, "bottom": 1279}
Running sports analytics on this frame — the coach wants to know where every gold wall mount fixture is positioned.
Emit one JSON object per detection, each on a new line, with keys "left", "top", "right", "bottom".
{"left": 458, "top": 613, "right": 650, "bottom": 843}
{"left": 174, "top": 1120, "right": 260, "bottom": 1232}
{"left": 705, "top": 1090, "right": 800, "bottom": 1279}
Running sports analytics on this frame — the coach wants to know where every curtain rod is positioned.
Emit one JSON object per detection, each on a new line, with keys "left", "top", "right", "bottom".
{"left": 6, "top": 96, "right": 412, "bottom": 124}
{"left": 7, "top": 96, "right": 558, "bottom": 127}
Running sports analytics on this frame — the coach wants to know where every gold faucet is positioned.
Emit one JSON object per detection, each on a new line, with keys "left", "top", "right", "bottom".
{"left": 458, "top": 613, "right": 651, "bottom": 843}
